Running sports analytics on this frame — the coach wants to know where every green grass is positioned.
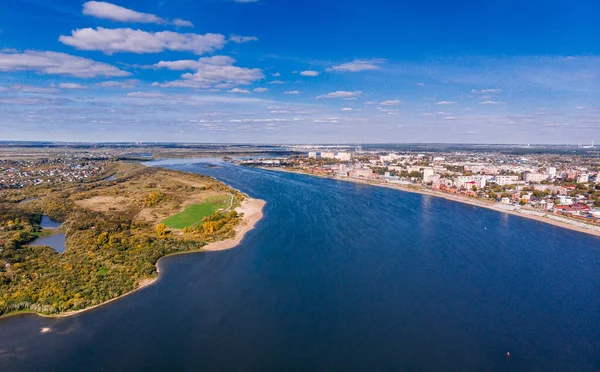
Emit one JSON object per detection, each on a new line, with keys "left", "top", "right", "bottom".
{"left": 32, "top": 229, "right": 59, "bottom": 239}
{"left": 162, "top": 195, "right": 232, "bottom": 229}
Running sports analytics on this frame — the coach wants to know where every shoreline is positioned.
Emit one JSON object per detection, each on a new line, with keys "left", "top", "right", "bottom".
{"left": 1, "top": 197, "right": 265, "bottom": 320}
{"left": 258, "top": 166, "right": 600, "bottom": 238}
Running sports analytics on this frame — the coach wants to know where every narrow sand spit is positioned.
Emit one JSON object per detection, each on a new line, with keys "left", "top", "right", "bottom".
{"left": 203, "top": 198, "right": 266, "bottom": 251}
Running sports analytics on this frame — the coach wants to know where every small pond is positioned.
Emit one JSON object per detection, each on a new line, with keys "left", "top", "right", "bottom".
{"left": 30, "top": 215, "right": 65, "bottom": 252}
{"left": 29, "top": 233, "right": 66, "bottom": 253}
{"left": 102, "top": 174, "right": 116, "bottom": 181}
{"left": 40, "top": 215, "right": 61, "bottom": 229}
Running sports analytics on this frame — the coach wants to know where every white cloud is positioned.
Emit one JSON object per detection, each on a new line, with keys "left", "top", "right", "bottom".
{"left": 364, "top": 100, "right": 378, "bottom": 105}
{"left": 229, "top": 118, "right": 301, "bottom": 123}
{"left": 268, "top": 80, "right": 284, "bottom": 84}
{"left": 300, "top": 70, "right": 319, "bottom": 77}
{"left": 0, "top": 50, "right": 129, "bottom": 77}
{"left": 253, "top": 88, "right": 268, "bottom": 93}
{"left": 97, "top": 79, "right": 139, "bottom": 88}
{"left": 271, "top": 72, "right": 281, "bottom": 77}
{"left": 173, "top": 19, "right": 194, "bottom": 28}
{"left": 313, "top": 118, "right": 340, "bottom": 123}
{"left": 327, "top": 59, "right": 385, "bottom": 72}
{"left": 82, "top": 1, "right": 193, "bottom": 27}
{"left": 10, "top": 84, "right": 60, "bottom": 93}
{"left": 154, "top": 55, "right": 235, "bottom": 70}
{"left": 480, "top": 100, "right": 504, "bottom": 105}
{"left": 472, "top": 88, "right": 502, "bottom": 94}
{"left": 229, "top": 35, "right": 259, "bottom": 43}
{"left": 380, "top": 100, "right": 401, "bottom": 106}
{"left": 436, "top": 101, "right": 455, "bottom": 105}
{"left": 341, "top": 108, "right": 353, "bottom": 111}
{"left": 284, "top": 90, "right": 300, "bottom": 95}
{"left": 59, "top": 28, "right": 226, "bottom": 55}
{"left": 153, "top": 55, "right": 263, "bottom": 88}
{"left": 316, "top": 91, "right": 362, "bottom": 99}
{"left": 58, "top": 83, "right": 87, "bottom": 89}
{"left": 127, "top": 91, "right": 165, "bottom": 98}
{"left": 229, "top": 88, "right": 250, "bottom": 94}
{"left": 0, "top": 97, "right": 65, "bottom": 105}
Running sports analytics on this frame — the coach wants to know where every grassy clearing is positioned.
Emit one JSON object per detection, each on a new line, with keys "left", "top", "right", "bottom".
{"left": 31, "top": 229, "right": 58, "bottom": 239}
{"left": 162, "top": 195, "right": 232, "bottom": 229}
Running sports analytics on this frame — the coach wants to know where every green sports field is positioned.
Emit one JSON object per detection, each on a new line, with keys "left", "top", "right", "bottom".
{"left": 162, "top": 195, "right": 232, "bottom": 229}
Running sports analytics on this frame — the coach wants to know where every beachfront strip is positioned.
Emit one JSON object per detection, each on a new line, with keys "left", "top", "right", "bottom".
{"left": 241, "top": 149, "right": 600, "bottom": 229}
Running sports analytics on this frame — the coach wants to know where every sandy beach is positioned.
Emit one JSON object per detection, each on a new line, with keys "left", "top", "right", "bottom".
{"left": 203, "top": 197, "right": 266, "bottom": 251}
{"left": 259, "top": 166, "right": 600, "bottom": 238}
{"left": 6, "top": 196, "right": 265, "bottom": 320}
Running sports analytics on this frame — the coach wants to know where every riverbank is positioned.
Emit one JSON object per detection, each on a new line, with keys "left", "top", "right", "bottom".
{"left": 1, "top": 196, "right": 265, "bottom": 320}
{"left": 203, "top": 197, "right": 265, "bottom": 251}
{"left": 258, "top": 166, "right": 600, "bottom": 238}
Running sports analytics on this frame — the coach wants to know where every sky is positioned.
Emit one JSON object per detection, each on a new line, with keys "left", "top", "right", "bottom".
{"left": 1, "top": 0, "right": 599, "bottom": 144}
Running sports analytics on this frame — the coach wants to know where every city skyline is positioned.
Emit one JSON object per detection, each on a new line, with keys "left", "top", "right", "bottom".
{"left": 1, "top": 0, "right": 600, "bottom": 143}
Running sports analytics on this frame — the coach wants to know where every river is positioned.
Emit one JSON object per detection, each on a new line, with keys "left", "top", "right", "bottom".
{"left": 1, "top": 159, "right": 600, "bottom": 371}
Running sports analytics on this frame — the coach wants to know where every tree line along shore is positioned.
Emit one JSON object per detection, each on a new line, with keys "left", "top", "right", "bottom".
{"left": 0, "top": 162, "right": 255, "bottom": 317}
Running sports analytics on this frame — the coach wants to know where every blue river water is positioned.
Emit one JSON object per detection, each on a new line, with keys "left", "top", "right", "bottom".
{"left": 1, "top": 159, "right": 600, "bottom": 371}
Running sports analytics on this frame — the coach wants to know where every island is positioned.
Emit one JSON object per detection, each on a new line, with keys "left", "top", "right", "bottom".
{"left": 0, "top": 161, "right": 264, "bottom": 317}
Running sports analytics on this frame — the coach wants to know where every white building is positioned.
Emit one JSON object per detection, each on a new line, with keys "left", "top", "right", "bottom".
{"left": 422, "top": 168, "right": 435, "bottom": 183}
{"left": 591, "top": 208, "right": 600, "bottom": 218}
{"left": 308, "top": 152, "right": 317, "bottom": 159}
{"left": 351, "top": 168, "right": 373, "bottom": 178}
{"left": 577, "top": 174, "right": 589, "bottom": 184}
{"left": 491, "top": 175, "right": 519, "bottom": 186}
{"left": 455, "top": 175, "right": 492, "bottom": 189}
{"left": 524, "top": 172, "right": 548, "bottom": 183}
{"left": 547, "top": 167, "right": 557, "bottom": 179}
{"left": 556, "top": 195, "right": 574, "bottom": 205}
{"left": 320, "top": 152, "right": 335, "bottom": 159}
{"left": 335, "top": 152, "right": 352, "bottom": 161}
{"left": 428, "top": 174, "right": 441, "bottom": 184}
{"left": 379, "top": 153, "right": 399, "bottom": 162}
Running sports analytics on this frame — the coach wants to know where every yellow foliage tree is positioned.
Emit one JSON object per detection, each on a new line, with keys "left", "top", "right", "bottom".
{"left": 96, "top": 232, "right": 109, "bottom": 246}
{"left": 202, "top": 221, "right": 215, "bottom": 234}
{"left": 155, "top": 223, "right": 167, "bottom": 236}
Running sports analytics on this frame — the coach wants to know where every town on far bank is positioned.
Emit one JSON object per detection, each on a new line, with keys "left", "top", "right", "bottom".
{"left": 240, "top": 147, "right": 600, "bottom": 226}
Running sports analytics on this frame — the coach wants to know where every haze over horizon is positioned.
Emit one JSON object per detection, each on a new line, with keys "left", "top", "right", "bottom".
{"left": 1, "top": 0, "right": 599, "bottom": 143}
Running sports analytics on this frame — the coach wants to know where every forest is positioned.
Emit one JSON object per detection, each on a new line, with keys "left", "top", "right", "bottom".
{"left": 0, "top": 162, "right": 244, "bottom": 316}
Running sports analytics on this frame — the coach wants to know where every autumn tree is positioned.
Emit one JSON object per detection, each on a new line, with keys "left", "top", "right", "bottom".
{"left": 155, "top": 223, "right": 167, "bottom": 236}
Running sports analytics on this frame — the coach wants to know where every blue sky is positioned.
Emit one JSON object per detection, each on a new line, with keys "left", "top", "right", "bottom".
{"left": 1, "top": 0, "right": 599, "bottom": 143}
